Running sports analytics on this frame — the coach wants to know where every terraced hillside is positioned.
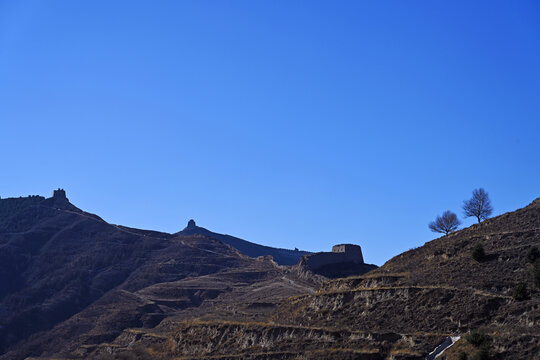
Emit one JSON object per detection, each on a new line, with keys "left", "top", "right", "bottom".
{"left": 83, "top": 198, "right": 540, "bottom": 359}
{"left": 0, "top": 193, "right": 320, "bottom": 360}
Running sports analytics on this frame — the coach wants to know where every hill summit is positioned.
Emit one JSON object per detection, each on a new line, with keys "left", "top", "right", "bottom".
{"left": 176, "top": 219, "right": 311, "bottom": 265}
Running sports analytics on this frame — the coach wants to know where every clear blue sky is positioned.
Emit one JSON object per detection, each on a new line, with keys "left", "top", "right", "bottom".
{"left": 1, "top": 1, "right": 539, "bottom": 265}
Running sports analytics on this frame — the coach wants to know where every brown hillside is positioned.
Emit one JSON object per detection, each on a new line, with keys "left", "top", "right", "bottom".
{"left": 0, "top": 194, "right": 320, "bottom": 360}
{"left": 86, "top": 198, "right": 540, "bottom": 360}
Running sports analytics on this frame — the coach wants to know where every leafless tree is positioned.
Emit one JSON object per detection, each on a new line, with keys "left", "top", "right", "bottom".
{"left": 429, "top": 210, "right": 461, "bottom": 235}
{"left": 463, "top": 188, "right": 493, "bottom": 223}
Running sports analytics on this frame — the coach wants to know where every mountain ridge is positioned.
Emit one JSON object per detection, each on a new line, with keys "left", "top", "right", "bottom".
{"left": 176, "top": 219, "right": 311, "bottom": 265}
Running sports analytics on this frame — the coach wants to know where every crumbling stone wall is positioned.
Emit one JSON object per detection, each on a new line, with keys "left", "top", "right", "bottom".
{"left": 302, "top": 244, "right": 364, "bottom": 271}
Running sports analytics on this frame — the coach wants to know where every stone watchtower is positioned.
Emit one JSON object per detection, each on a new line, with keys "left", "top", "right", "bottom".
{"left": 52, "top": 188, "right": 67, "bottom": 199}
{"left": 186, "top": 219, "right": 197, "bottom": 229}
{"left": 301, "top": 243, "right": 365, "bottom": 272}
{"left": 332, "top": 244, "right": 364, "bottom": 263}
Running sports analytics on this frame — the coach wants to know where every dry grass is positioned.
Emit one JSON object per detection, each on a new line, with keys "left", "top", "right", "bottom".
{"left": 315, "top": 284, "right": 457, "bottom": 295}
{"left": 389, "top": 348, "right": 423, "bottom": 356}
{"left": 80, "top": 343, "right": 122, "bottom": 349}
{"left": 174, "top": 317, "right": 424, "bottom": 338}
{"left": 440, "top": 338, "right": 476, "bottom": 360}
{"left": 124, "top": 328, "right": 169, "bottom": 338}
{"left": 171, "top": 347, "right": 381, "bottom": 359}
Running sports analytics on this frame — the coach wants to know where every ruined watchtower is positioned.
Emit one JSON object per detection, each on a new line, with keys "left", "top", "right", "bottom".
{"left": 332, "top": 244, "right": 364, "bottom": 263}
{"left": 301, "top": 243, "right": 365, "bottom": 272}
{"left": 52, "top": 188, "right": 67, "bottom": 199}
{"left": 186, "top": 219, "right": 197, "bottom": 229}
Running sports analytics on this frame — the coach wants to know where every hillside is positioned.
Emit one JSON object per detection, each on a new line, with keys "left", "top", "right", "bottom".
{"left": 176, "top": 220, "right": 310, "bottom": 265}
{"left": 87, "top": 198, "right": 540, "bottom": 359}
{"left": 0, "top": 191, "right": 320, "bottom": 360}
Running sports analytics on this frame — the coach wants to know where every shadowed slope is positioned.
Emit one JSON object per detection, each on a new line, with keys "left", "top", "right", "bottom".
{"left": 0, "top": 195, "right": 251, "bottom": 358}
{"left": 176, "top": 220, "right": 310, "bottom": 265}
{"left": 0, "top": 194, "right": 321, "bottom": 360}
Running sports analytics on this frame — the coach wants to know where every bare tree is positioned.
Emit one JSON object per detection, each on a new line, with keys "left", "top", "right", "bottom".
{"left": 463, "top": 188, "right": 493, "bottom": 223}
{"left": 429, "top": 210, "right": 461, "bottom": 235}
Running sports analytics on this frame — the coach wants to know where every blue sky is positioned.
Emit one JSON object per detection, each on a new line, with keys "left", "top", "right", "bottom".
{"left": 1, "top": 1, "right": 539, "bottom": 265}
